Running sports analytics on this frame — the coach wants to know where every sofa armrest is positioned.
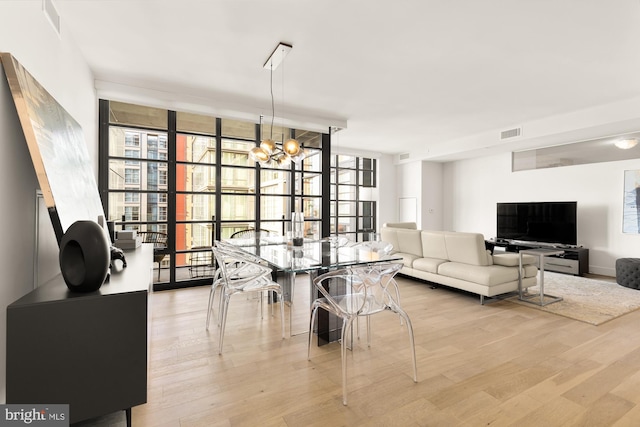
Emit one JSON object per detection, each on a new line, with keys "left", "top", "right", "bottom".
{"left": 492, "top": 253, "right": 536, "bottom": 266}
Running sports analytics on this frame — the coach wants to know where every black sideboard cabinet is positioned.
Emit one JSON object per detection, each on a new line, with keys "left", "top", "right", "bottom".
{"left": 6, "top": 244, "right": 152, "bottom": 425}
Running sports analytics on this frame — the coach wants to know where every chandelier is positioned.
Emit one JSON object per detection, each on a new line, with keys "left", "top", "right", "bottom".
{"left": 249, "top": 43, "right": 305, "bottom": 167}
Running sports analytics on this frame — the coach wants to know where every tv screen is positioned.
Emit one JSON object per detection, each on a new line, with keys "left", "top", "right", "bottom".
{"left": 496, "top": 201, "right": 577, "bottom": 246}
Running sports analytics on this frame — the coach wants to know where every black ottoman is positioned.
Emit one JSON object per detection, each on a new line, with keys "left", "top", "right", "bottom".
{"left": 616, "top": 258, "right": 640, "bottom": 289}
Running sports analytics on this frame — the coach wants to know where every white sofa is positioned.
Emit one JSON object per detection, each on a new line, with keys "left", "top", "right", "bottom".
{"left": 381, "top": 223, "right": 539, "bottom": 304}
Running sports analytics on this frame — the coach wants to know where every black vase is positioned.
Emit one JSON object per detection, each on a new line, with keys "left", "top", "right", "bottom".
{"left": 59, "top": 220, "right": 110, "bottom": 292}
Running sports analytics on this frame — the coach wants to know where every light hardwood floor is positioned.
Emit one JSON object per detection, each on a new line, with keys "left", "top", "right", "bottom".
{"left": 132, "top": 274, "right": 640, "bottom": 426}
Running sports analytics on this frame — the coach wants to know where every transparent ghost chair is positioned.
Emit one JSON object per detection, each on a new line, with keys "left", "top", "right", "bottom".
{"left": 354, "top": 240, "right": 404, "bottom": 325}
{"left": 206, "top": 240, "right": 275, "bottom": 330}
{"left": 320, "top": 238, "right": 405, "bottom": 326}
{"left": 307, "top": 262, "right": 417, "bottom": 405}
{"left": 209, "top": 244, "right": 285, "bottom": 354}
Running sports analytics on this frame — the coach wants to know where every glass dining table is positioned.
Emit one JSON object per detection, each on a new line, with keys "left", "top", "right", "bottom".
{"left": 225, "top": 237, "right": 402, "bottom": 340}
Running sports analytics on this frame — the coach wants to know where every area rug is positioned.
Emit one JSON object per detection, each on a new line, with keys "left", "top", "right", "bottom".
{"left": 504, "top": 272, "right": 640, "bottom": 325}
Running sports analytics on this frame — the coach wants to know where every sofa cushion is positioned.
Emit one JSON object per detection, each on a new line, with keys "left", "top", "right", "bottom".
{"left": 421, "top": 231, "right": 449, "bottom": 260}
{"left": 413, "top": 257, "right": 448, "bottom": 273}
{"left": 381, "top": 227, "right": 400, "bottom": 254}
{"left": 438, "top": 262, "right": 519, "bottom": 286}
{"left": 381, "top": 227, "right": 422, "bottom": 255}
{"left": 523, "top": 264, "right": 538, "bottom": 278}
{"left": 443, "top": 232, "right": 489, "bottom": 266}
{"left": 395, "top": 252, "right": 421, "bottom": 268}
{"left": 492, "top": 253, "right": 536, "bottom": 267}
{"left": 394, "top": 229, "right": 423, "bottom": 257}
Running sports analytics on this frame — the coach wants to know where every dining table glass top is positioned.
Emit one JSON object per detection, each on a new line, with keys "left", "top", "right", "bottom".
{"left": 225, "top": 238, "right": 402, "bottom": 273}
{"left": 223, "top": 237, "right": 402, "bottom": 337}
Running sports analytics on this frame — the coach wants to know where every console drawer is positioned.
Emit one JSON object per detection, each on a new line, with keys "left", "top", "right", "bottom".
{"left": 533, "top": 256, "right": 579, "bottom": 275}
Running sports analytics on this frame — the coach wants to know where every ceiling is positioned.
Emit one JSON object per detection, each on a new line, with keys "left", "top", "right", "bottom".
{"left": 52, "top": 0, "right": 640, "bottom": 161}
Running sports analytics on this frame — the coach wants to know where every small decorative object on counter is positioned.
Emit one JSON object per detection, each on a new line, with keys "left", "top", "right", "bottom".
{"left": 59, "top": 220, "right": 110, "bottom": 292}
{"left": 110, "top": 245, "right": 127, "bottom": 269}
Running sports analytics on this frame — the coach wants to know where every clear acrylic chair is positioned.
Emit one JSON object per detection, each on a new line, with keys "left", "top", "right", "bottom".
{"left": 307, "top": 262, "right": 417, "bottom": 405}
{"left": 209, "top": 244, "right": 285, "bottom": 354}
{"left": 206, "top": 240, "right": 275, "bottom": 329}
{"left": 209, "top": 239, "right": 278, "bottom": 306}
{"left": 354, "top": 240, "right": 404, "bottom": 325}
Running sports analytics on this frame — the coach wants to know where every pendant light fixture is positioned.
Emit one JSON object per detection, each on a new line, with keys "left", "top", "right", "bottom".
{"left": 249, "top": 42, "right": 305, "bottom": 167}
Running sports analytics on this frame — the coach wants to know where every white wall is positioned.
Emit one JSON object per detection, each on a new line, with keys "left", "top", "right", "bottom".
{"left": 442, "top": 152, "right": 640, "bottom": 276}
{"left": 421, "top": 161, "right": 443, "bottom": 230}
{"left": 397, "top": 161, "right": 422, "bottom": 227}
{"left": 393, "top": 160, "right": 443, "bottom": 230}
{"left": 0, "top": 3, "right": 96, "bottom": 402}
{"left": 0, "top": 67, "right": 40, "bottom": 405}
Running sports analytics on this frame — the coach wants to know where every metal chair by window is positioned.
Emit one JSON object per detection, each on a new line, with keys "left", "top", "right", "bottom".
{"left": 189, "top": 246, "right": 215, "bottom": 278}
{"left": 137, "top": 231, "right": 168, "bottom": 281}
{"left": 307, "top": 262, "right": 417, "bottom": 405}
{"left": 229, "top": 228, "right": 277, "bottom": 239}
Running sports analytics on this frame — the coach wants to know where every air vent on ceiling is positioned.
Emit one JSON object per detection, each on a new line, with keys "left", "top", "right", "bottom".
{"left": 399, "top": 152, "right": 411, "bottom": 160}
{"left": 500, "top": 127, "right": 522, "bottom": 140}
{"left": 43, "top": 0, "right": 61, "bottom": 35}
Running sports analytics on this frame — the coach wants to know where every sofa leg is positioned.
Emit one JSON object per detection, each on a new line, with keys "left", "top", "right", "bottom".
{"left": 480, "top": 295, "right": 484, "bottom": 305}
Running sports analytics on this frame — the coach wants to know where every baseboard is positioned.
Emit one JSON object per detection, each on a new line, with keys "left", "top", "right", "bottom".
{"left": 587, "top": 265, "right": 616, "bottom": 278}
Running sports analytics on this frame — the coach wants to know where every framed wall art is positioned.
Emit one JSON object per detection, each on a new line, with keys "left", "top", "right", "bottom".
{"left": 623, "top": 170, "right": 640, "bottom": 234}
{"left": 0, "top": 52, "right": 106, "bottom": 243}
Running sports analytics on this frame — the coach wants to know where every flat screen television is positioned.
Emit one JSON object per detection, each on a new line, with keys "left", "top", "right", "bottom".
{"left": 496, "top": 201, "right": 577, "bottom": 246}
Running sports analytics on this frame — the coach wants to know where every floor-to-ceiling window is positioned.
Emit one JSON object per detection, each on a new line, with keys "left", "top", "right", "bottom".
{"left": 295, "top": 130, "right": 323, "bottom": 240}
{"left": 330, "top": 154, "right": 378, "bottom": 241}
{"left": 99, "top": 100, "right": 330, "bottom": 290}
{"left": 103, "top": 102, "right": 171, "bottom": 280}
{"left": 100, "top": 100, "right": 379, "bottom": 289}
{"left": 174, "top": 111, "right": 218, "bottom": 282}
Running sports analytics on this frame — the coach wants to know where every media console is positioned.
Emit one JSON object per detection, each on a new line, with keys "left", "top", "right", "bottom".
{"left": 6, "top": 244, "right": 152, "bottom": 426}
{"left": 489, "top": 239, "right": 589, "bottom": 276}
